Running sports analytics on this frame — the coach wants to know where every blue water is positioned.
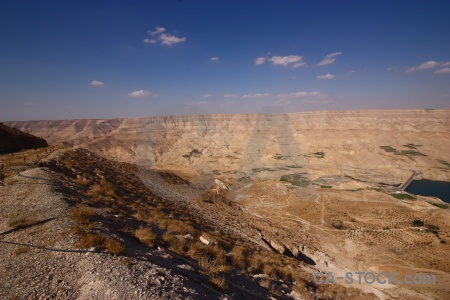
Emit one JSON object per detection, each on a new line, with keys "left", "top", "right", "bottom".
{"left": 406, "top": 179, "right": 450, "bottom": 203}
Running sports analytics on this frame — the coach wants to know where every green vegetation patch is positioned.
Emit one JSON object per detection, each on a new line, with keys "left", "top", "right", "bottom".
{"left": 305, "top": 152, "right": 325, "bottom": 158}
{"left": 398, "top": 150, "right": 426, "bottom": 156}
{"left": 380, "top": 145, "right": 426, "bottom": 156}
{"left": 286, "top": 165, "right": 302, "bottom": 169}
{"left": 272, "top": 153, "right": 290, "bottom": 160}
{"left": 380, "top": 145, "right": 397, "bottom": 152}
{"left": 427, "top": 202, "right": 449, "bottom": 209}
{"left": 280, "top": 173, "right": 310, "bottom": 187}
{"left": 403, "top": 143, "right": 421, "bottom": 149}
{"left": 437, "top": 159, "right": 450, "bottom": 168}
{"left": 252, "top": 167, "right": 276, "bottom": 173}
{"left": 390, "top": 193, "right": 417, "bottom": 200}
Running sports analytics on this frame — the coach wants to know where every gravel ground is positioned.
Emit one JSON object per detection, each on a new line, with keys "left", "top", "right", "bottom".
{"left": 0, "top": 168, "right": 232, "bottom": 299}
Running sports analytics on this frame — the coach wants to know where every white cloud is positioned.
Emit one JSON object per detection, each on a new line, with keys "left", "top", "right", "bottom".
{"left": 242, "top": 93, "right": 272, "bottom": 98}
{"left": 159, "top": 33, "right": 186, "bottom": 46}
{"left": 317, "top": 73, "right": 336, "bottom": 80}
{"left": 196, "top": 101, "right": 210, "bottom": 105}
{"left": 255, "top": 57, "right": 267, "bottom": 65}
{"left": 405, "top": 60, "right": 442, "bottom": 72}
{"left": 269, "top": 55, "right": 304, "bottom": 67}
{"left": 128, "top": 90, "right": 152, "bottom": 98}
{"left": 148, "top": 26, "right": 166, "bottom": 35}
{"left": 210, "top": 57, "right": 220, "bottom": 61}
{"left": 317, "top": 52, "right": 342, "bottom": 66}
{"left": 276, "top": 91, "right": 326, "bottom": 98}
{"left": 144, "top": 26, "right": 186, "bottom": 46}
{"left": 143, "top": 38, "right": 157, "bottom": 44}
{"left": 443, "top": 62, "right": 450, "bottom": 67}
{"left": 224, "top": 94, "right": 237, "bottom": 98}
{"left": 275, "top": 91, "right": 328, "bottom": 104}
{"left": 203, "top": 93, "right": 213, "bottom": 98}
{"left": 91, "top": 80, "right": 104, "bottom": 86}
{"left": 293, "top": 62, "right": 306, "bottom": 68}
{"left": 435, "top": 68, "right": 450, "bottom": 74}
{"left": 255, "top": 55, "right": 306, "bottom": 68}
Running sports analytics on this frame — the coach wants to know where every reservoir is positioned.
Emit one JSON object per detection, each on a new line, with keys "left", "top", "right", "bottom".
{"left": 406, "top": 179, "right": 450, "bottom": 204}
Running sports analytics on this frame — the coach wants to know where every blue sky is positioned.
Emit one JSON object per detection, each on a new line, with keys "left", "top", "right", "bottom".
{"left": 1, "top": 0, "right": 449, "bottom": 121}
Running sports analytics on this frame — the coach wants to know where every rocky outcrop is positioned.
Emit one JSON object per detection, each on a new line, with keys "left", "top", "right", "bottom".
{"left": 0, "top": 122, "right": 48, "bottom": 154}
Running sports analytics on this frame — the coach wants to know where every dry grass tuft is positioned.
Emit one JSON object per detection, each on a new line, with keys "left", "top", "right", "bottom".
{"left": 104, "top": 238, "right": 125, "bottom": 255}
{"left": 209, "top": 275, "right": 228, "bottom": 290}
{"left": 69, "top": 206, "right": 100, "bottom": 224}
{"left": 13, "top": 247, "right": 30, "bottom": 256}
{"left": 230, "top": 244, "right": 248, "bottom": 269}
{"left": 8, "top": 216, "right": 35, "bottom": 228}
{"left": 75, "top": 233, "right": 125, "bottom": 254}
{"left": 76, "top": 233, "right": 106, "bottom": 249}
{"left": 134, "top": 227, "right": 156, "bottom": 247}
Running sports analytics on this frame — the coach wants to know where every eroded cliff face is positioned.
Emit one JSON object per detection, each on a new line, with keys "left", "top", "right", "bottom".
{"left": 7, "top": 110, "right": 450, "bottom": 184}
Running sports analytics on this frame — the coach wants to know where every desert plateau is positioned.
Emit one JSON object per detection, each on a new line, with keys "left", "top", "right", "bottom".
{"left": 1, "top": 109, "right": 449, "bottom": 299}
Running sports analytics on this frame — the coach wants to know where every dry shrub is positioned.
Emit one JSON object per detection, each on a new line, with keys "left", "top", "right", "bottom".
{"left": 76, "top": 234, "right": 125, "bottom": 254}
{"left": 69, "top": 206, "right": 100, "bottom": 224}
{"left": 13, "top": 247, "right": 30, "bottom": 256}
{"left": 8, "top": 216, "right": 35, "bottom": 228}
{"left": 76, "top": 233, "right": 106, "bottom": 249}
{"left": 104, "top": 238, "right": 125, "bottom": 255}
{"left": 209, "top": 275, "right": 228, "bottom": 290}
{"left": 87, "top": 179, "right": 117, "bottom": 201}
{"left": 87, "top": 184, "right": 102, "bottom": 200}
{"left": 248, "top": 255, "right": 264, "bottom": 274}
{"left": 166, "top": 219, "right": 194, "bottom": 235}
{"left": 134, "top": 227, "right": 156, "bottom": 247}
{"left": 198, "top": 256, "right": 222, "bottom": 273}
{"left": 162, "top": 232, "right": 188, "bottom": 253}
{"left": 230, "top": 245, "right": 248, "bottom": 269}
{"left": 191, "top": 244, "right": 230, "bottom": 273}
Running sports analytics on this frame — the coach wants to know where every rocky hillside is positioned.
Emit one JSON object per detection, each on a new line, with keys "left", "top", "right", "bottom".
{"left": 6, "top": 110, "right": 450, "bottom": 184}
{"left": 0, "top": 148, "right": 376, "bottom": 299}
{"left": 0, "top": 122, "right": 48, "bottom": 154}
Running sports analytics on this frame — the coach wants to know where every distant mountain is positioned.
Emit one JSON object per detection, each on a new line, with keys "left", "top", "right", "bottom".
{"left": 0, "top": 122, "right": 48, "bottom": 154}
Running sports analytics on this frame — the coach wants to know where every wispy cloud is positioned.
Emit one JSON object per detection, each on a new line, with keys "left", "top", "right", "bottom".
{"left": 129, "top": 90, "right": 152, "bottom": 98}
{"left": 317, "top": 73, "right": 336, "bottom": 80}
{"left": 405, "top": 60, "right": 450, "bottom": 73}
{"left": 317, "top": 52, "right": 342, "bottom": 66}
{"left": 255, "top": 55, "right": 305, "bottom": 68}
{"left": 275, "top": 91, "right": 328, "bottom": 104}
{"left": 242, "top": 93, "right": 272, "bottom": 98}
{"left": 255, "top": 57, "right": 267, "bottom": 65}
{"left": 276, "top": 91, "right": 326, "bottom": 99}
{"left": 210, "top": 57, "right": 220, "bottom": 61}
{"left": 143, "top": 38, "right": 157, "bottom": 44}
{"left": 203, "top": 93, "right": 213, "bottom": 98}
{"left": 224, "top": 94, "right": 237, "bottom": 98}
{"left": 435, "top": 68, "right": 450, "bottom": 74}
{"left": 159, "top": 33, "right": 186, "bottom": 46}
{"left": 91, "top": 80, "right": 104, "bottom": 86}
{"left": 144, "top": 26, "right": 186, "bottom": 46}
{"left": 148, "top": 26, "right": 166, "bottom": 35}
